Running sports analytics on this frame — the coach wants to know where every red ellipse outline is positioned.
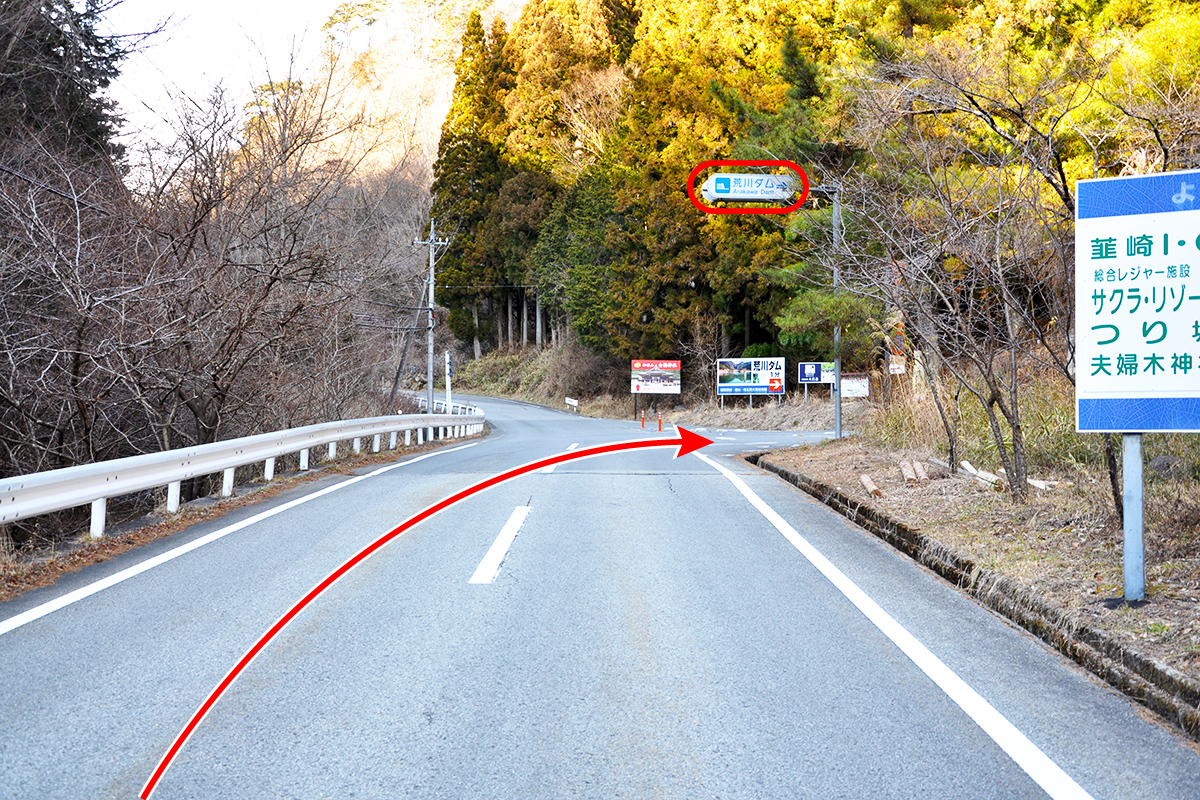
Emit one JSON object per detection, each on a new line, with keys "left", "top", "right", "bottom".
{"left": 686, "top": 160, "right": 810, "bottom": 215}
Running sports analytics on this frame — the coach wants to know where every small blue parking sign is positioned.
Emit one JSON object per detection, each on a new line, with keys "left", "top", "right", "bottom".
{"left": 796, "top": 362, "right": 834, "bottom": 383}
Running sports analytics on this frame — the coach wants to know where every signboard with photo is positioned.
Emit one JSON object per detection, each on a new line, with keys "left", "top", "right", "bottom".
{"left": 631, "top": 359, "right": 682, "bottom": 394}
{"left": 716, "top": 357, "right": 785, "bottom": 395}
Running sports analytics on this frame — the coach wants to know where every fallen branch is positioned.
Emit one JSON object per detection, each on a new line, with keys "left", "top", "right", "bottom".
{"left": 996, "top": 468, "right": 1058, "bottom": 492}
{"left": 960, "top": 460, "right": 1004, "bottom": 491}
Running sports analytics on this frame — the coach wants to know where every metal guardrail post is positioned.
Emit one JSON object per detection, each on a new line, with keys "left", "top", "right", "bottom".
{"left": 90, "top": 498, "right": 105, "bottom": 539}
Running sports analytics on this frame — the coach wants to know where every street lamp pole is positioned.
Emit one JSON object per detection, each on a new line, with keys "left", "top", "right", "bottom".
{"left": 811, "top": 184, "right": 843, "bottom": 439}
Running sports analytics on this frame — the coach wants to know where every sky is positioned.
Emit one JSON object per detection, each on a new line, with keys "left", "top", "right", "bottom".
{"left": 99, "top": 0, "right": 342, "bottom": 147}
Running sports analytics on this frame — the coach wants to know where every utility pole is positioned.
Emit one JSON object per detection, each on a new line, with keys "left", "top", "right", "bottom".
{"left": 414, "top": 218, "right": 449, "bottom": 416}
{"left": 811, "top": 184, "right": 843, "bottom": 439}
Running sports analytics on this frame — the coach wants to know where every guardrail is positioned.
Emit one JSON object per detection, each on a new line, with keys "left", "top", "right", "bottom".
{"left": 0, "top": 412, "right": 485, "bottom": 539}
{"left": 417, "top": 396, "right": 481, "bottom": 415}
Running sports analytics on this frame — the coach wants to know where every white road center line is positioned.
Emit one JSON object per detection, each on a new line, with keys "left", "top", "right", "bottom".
{"left": 0, "top": 442, "right": 481, "bottom": 638}
{"left": 695, "top": 452, "right": 1095, "bottom": 800}
{"left": 469, "top": 506, "right": 531, "bottom": 584}
{"left": 540, "top": 442, "right": 579, "bottom": 473}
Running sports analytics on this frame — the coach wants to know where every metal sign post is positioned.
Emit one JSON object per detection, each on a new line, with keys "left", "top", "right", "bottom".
{"left": 1075, "top": 169, "right": 1200, "bottom": 601}
{"left": 812, "top": 185, "right": 843, "bottom": 439}
{"left": 1123, "top": 433, "right": 1145, "bottom": 600}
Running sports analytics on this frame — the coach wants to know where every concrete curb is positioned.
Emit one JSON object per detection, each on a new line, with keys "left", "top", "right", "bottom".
{"left": 748, "top": 453, "right": 1200, "bottom": 742}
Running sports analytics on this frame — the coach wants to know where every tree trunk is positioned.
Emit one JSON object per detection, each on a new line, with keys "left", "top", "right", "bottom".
{"left": 507, "top": 293, "right": 513, "bottom": 349}
{"left": 522, "top": 290, "right": 528, "bottom": 347}
{"left": 495, "top": 298, "right": 502, "bottom": 350}
{"left": 472, "top": 302, "right": 482, "bottom": 360}
{"left": 1104, "top": 433, "right": 1123, "bottom": 523}
{"left": 536, "top": 292, "right": 543, "bottom": 347}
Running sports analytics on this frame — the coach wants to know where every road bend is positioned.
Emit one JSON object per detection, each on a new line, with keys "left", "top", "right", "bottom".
{"left": 1, "top": 397, "right": 1197, "bottom": 799}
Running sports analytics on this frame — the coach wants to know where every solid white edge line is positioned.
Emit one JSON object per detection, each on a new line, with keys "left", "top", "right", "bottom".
{"left": 0, "top": 442, "right": 482, "bottom": 637}
{"left": 540, "top": 442, "right": 580, "bottom": 474}
{"left": 469, "top": 505, "right": 531, "bottom": 584}
{"left": 694, "top": 452, "right": 1095, "bottom": 800}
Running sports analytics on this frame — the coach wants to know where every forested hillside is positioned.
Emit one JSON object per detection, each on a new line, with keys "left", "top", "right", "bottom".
{"left": 0, "top": 0, "right": 494, "bottom": 548}
{"left": 432, "top": 0, "right": 1199, "bottom": 371}
{"left": 430, "top": 0, "right": 1200, "bottom": 497}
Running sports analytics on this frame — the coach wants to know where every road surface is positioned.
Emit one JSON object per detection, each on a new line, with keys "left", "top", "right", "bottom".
{"left": 1, "top": 396, "right": 1197, "bottom": 798}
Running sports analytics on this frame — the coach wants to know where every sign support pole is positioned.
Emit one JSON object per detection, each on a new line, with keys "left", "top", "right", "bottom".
{"left": 812, "top": 184, "right": 843, "bottom": 439}
{"left": 1122, "top": 433, "right": 1145, "bottom": 601}
{"left": 832, "top": 187, "right": 843, "bottom": 440}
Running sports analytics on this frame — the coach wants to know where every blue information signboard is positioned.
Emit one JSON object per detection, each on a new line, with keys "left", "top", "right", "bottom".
{"left": 1076, "top": 170, "right": 1200, "bottom": 432}
{"left": 796, "top": 362, "right": 834, "bottom": 383}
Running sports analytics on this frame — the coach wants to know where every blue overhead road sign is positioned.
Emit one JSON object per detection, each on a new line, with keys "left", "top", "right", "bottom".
{"left": 701, "top": 173, "right": 796, "bottom": 203}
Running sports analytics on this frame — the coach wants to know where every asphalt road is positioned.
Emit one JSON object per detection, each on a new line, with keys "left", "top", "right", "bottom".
{"left": 1, "top": 396, "right": 1198, "bottom": 799}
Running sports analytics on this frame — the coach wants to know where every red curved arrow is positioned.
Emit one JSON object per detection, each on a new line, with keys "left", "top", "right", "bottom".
{"left": 141, "top": 425, "right": 712, "bottom": 798}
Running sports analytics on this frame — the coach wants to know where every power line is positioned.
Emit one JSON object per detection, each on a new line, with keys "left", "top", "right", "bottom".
{"left": 0, "top": 163, "right": 111, "bottom": 214}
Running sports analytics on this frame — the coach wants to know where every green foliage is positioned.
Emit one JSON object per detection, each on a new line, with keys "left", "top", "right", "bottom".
{"left": 322, "top": 1, "right": 387, "bottom": 33}
{"left": 531, "top": 165, "right": 624, "bottom": 353}
{"left": 775, "top": 289, "right": 880, "bottom": 370}
{"left": 742, "top": 342, "right": 782, "bottom": 358}
{"left": 432, "top": 11, "right": 511, "bottom": 339}
{"left": 429, "top": 0, "right": 1200, "bottom": 440}
{"left": 0, "top": 0, "right": 126, "bottom": 157}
